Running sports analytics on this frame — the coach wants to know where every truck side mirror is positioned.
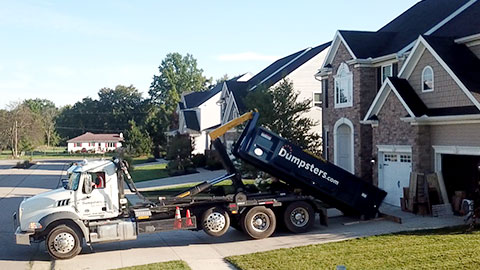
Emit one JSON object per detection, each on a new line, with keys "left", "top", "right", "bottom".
{"left": 83, "top": 174, "right": 93, "bottom": 194}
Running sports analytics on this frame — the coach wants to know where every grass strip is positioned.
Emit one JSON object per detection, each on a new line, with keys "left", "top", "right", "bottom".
{"left": 226, "top": 226, "right": 480, "bottom": 270}
{"left": 116, "top": 260, "right": 190, "bottom": 270}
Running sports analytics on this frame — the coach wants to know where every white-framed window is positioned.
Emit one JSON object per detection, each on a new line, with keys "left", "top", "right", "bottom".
{"left": 381, "top": 64, "right": 392, "bottom": 83}
{"left": 422, "top": 66, "right": 434, "bottom": 92}
{"left": 313, "top": 92, "right": 322, "bottom": 108}
{"left": 334, "top": 63, "right": 353, "bottom": 108}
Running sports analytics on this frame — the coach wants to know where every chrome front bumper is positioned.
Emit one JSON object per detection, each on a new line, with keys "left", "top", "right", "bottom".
{"left": 13, "top": 212, "right": 32, "bottom": 245}
{"left": 15, "top": 227, "right": 32, "bottom": 245}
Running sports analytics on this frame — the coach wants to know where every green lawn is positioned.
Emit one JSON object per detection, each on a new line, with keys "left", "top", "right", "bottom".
{"left": 131, "top": 156, "right": 157, "bottom": 165}
{"left": 0, "top": 147, "right": 114, "bottom": 160}
{"left": 227, "top": 226, "right": 480, "bottom": 270}
{"left": 116, "top": 260, "right": 190, "bottom": 270}
{"left": 130, "top": 163, "right": 169, "bottom": 182}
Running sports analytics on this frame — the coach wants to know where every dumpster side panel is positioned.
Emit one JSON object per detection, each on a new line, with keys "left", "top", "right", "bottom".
{"left": 235, "top": 127, "right": 386, "bottom": 218}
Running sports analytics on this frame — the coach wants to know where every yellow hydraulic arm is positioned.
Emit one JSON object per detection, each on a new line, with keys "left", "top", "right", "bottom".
{"left": 209, "top": 111, "right": 254, "bottom": 141}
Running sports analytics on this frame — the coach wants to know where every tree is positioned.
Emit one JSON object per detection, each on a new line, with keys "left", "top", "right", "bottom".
{"left": 149, "top": 53, "right": 210, "bottom": 114}
{"left": 216, "top": 74, "right": 229, "bottom": 84}
{"left": 244, "top": 79, "right": 322, "bottom": 154}
{"left": 56, "top": 85, "right": 146, "bottom": 141}
{"left": 24, "top": 99, "right": 59, "bottom": 147}
{"left": 124, "top": 120, "right": 152, "bottom": 157}
{"left": 165, "top": 133, "right": 194, "bottom": 175}
{"left": 0, "top": 102, "right": 43, "bottom": 157}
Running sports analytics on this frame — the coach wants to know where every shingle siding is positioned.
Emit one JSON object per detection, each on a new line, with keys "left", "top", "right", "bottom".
{"left": 431, "top": 123, "right": 480, "bottom": 146}
{"left": 408, "top": 50, "right": 473, "bottom": 108}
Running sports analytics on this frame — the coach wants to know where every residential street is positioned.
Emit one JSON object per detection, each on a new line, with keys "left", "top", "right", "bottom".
{"left": 0, "top": 159, "right": 464, "bottom": 270}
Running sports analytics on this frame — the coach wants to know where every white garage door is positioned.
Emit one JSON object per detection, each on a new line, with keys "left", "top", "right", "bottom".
{"left": 380, "top": 153, "right": 412, "bottom": 206}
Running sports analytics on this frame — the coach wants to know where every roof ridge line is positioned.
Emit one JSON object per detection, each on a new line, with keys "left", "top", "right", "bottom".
{"left": 249, "top": 47, "right": 312, "bottom": 91}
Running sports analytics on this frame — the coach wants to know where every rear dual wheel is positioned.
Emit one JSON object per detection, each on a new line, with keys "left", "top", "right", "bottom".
{"left": 241, "top": 206, "right": 276, "bottom": 239}
{"left": 283, "top": 201, "right": 315, "bottom": 233}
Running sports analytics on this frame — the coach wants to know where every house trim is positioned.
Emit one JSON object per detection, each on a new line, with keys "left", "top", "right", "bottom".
{"left": 455, "top": 33, "right": 480, "bottom": 45}
{"left": 333, "top": 117, "right": 355, "bottom": 174}
{"left": 377, "top": 145, "right": 412, "bottom": 153}
{"left": 401, "top": 114, "right": 480, "bottom": 125}
{"left": 323, "top": 31, "right": 357, "bottom": 67}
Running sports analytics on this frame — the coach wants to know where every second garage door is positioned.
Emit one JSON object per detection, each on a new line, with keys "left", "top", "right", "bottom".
{"left": 379, "top": 152, "right": 412, "bottom": 206}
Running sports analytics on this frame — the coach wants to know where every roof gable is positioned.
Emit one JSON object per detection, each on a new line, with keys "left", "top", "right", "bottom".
{"left": 364, "top": 77, "right": 425, "bottom": 122}
{"left": 399, "top": 35, "right": 480, "bottom": 110}
{"left": 325, "top": 0, "right": 472, "bottom": 63}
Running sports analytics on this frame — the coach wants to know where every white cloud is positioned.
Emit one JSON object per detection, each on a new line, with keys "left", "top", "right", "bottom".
{"left": 217, "top": 52, "right": 279, "bottom": 62}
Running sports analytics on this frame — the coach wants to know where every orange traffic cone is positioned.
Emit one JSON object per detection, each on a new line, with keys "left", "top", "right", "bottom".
{"left": 174, "top": 206, "right": 182, "bottom": 229}
{"left": 185, "top": 209, "right": 193, "bottom": 227}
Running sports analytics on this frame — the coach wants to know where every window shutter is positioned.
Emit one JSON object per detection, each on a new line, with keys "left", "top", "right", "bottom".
{"left": 393, "top": 63, "right": 398, "bottom": 76}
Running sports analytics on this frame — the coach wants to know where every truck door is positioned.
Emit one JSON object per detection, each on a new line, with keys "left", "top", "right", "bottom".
{"left": 75, "top": 173, "right": 110, "bottom": 219}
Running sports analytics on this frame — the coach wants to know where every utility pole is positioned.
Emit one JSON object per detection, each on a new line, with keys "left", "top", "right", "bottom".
{"left": 14, "top": 120, "right": 18, "bottom": 158}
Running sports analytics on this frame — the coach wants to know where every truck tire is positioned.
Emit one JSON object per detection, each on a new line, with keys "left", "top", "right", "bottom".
{"left": 46, "top": 224, "right": 82, "bottom": 260}
{"left": 201, "top": 207, "right": 230, "bottom": 237}
{"left": 283, "top": 201, "right": 315, "bottom": 233}
{"left": 241, "top": 206, "right": 276, "bottom": 239}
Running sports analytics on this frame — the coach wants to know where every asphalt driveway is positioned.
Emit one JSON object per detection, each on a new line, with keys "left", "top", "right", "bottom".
{"left": 0, "top": 159, "right": 465, "bottom": 270}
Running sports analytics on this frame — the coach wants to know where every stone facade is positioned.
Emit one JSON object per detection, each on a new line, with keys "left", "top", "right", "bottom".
{"left": 371, "top": 89, "right": 433, "bottom": 185}
{"left": 323, "top": 42, "right": 380, "bottom": 182}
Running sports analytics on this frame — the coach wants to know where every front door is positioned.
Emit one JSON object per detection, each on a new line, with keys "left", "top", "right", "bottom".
{"left": 380, "top": 153, "right": 412, "bottom": 206}
{"left": 336, "top": 124, "right": 353, "bottom": 173}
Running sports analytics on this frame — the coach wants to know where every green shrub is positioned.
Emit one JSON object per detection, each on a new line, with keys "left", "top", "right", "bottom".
{"left": 191, "top": 153, "right": 206, "bottom": 168}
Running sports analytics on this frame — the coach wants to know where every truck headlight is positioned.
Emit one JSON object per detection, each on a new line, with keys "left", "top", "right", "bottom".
{"left": 28, "top": 222, "right": 42, "bottom": 231}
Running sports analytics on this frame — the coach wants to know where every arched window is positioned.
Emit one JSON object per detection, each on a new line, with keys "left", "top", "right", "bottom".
{"left": 422, "top": 66, "right": 434, "bottom": 92}
{"left": 334, "top": 63, "right": 353, "bottom": 108}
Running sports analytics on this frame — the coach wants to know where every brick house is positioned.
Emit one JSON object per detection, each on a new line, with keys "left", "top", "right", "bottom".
{"left": 316, "top": 0, "right": 480, "bottom": 206}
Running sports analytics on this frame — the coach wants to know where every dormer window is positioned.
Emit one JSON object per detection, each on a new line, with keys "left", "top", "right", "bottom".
{"left": 422, "top": 66, "right": 434, "bottom": 92}
{"left": 334, "top": 63, "right": 353, "bottom": 108}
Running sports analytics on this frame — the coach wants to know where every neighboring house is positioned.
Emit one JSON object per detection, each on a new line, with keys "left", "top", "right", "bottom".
{"left": 219, "top": 42, "right": 331, "bottom": 149}
{"left": 67, "top": 132, "right": 123, "bottom": 153}
{"left": 316, "top": 0, "right": 480, "bottom": 206}
{"left": 176, "top": 74, "right": 251, "bottom": 154}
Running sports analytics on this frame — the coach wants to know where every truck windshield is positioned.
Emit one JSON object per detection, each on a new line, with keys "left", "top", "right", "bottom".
{"left": 67, "top": 172, "right": 81, "bottom": 191}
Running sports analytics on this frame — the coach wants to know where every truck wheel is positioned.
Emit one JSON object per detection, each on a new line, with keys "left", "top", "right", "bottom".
{"left": 241, "top": 206, "right": 276, "bottom": 239}
{"left": 201, "top": 207, "right": 230, "bottom": 237}
{"left": 46, "top": 225, "right": 82, "bottom": 260}
{"left": 283, "top": 201, "right": 315, "bottom": 233}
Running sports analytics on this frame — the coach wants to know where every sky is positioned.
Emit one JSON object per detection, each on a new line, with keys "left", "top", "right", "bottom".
{"left": 0, "top": 0, "right": 420, "bottom": 109}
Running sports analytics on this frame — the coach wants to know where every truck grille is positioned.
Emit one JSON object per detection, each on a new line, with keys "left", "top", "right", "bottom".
{"left": 57, "top": 199, "right": 70, "bottom": 207}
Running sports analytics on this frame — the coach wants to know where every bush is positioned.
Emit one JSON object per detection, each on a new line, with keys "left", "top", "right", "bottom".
{"left": 191, "top": 154, "right": 206, "bottom": 168}
{"left": 205, "top": 150, "right": 223, "bottom": 170}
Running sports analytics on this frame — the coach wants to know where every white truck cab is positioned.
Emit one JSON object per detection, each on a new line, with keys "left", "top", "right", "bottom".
{"left": 14, "top": 159, "right": 131, "bottom": 259}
